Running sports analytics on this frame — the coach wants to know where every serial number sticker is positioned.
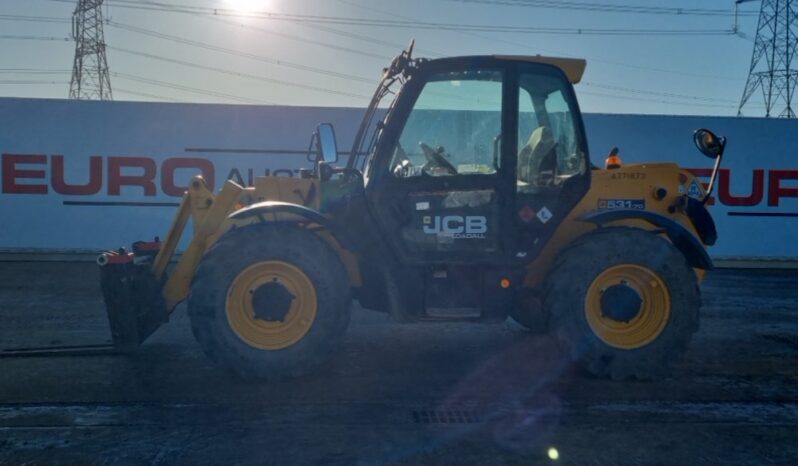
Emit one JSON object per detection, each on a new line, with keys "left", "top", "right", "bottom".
{"left": 610, "top": 172, "right": 647, "bottom": 180}
{"left": 598, "top": 199, "right": 646, "bottom": 210}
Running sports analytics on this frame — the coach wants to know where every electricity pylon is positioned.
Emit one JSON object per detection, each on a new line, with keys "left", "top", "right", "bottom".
{"left": 737, "top": 0, "right": 797, "bottom": 117}
{"left": 69, "top": 0, "right": 112, "bottom": 100}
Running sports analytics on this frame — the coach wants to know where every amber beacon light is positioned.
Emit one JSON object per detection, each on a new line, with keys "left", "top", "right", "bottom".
{"left": 605, "top": 147, "right": 623, "bottom": 169}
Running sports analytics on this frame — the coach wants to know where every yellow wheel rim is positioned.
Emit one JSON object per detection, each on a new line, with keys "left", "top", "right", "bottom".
{"left": 226, "top": 261, "right": 317, "bottom": 350}
{"left": 585, "top": 264, "right": 671, "bottom": 350}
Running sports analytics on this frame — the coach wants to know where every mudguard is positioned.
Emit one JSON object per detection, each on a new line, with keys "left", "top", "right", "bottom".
{"left": 580, "top": 209, "right": 714, "bottom": 270}
{"left": 685, "top": 197, "right": 717, "bottom": 246}
{"left": 229, "top": 201, "right": 355, "bottom": 250}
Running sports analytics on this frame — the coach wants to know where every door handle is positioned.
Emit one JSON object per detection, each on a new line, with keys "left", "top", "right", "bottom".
{"left": 493, "top": 133, "right": 502, "bottom": 170}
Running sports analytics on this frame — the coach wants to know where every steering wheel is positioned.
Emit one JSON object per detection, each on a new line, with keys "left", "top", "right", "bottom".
{"left": 419, "top": 142, "right": 458, "bottom": 175}
{"left": 392, "top": 142, "right": 413, "bottom": 177}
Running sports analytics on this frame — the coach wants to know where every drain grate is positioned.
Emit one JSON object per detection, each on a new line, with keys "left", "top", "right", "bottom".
{"left": 412, "top": 409, "right": 481, "bottom": 424}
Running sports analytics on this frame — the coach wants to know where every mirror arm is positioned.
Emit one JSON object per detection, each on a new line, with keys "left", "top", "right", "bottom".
{"left": 307, "top": 134, "right": 315, "bottom": 162}
{"left": 702, "top": 138, "right": 726, "bottom": 205}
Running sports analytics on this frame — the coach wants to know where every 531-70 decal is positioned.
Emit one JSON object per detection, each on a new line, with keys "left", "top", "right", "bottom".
{"left": 598, "top": 199, "right": 646, "bottom": 210}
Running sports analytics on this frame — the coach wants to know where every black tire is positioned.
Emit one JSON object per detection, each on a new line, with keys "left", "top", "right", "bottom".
{"left": 188, "top": 223, "right": 351, "bottom": 380}
{"left": 545, "top": 227, "right": 700, "bottom": 380}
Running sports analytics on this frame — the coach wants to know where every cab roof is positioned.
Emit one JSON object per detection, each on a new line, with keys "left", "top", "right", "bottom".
{"left": 494, "top": 55, "right": 587, "bottom": 84}
{"left": 419, "top": 55, "right": 587, "bottom": 84}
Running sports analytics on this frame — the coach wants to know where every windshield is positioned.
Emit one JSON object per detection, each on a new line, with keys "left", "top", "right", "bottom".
{"left": 348, "top": 76, "right": 403, "bottom": 174}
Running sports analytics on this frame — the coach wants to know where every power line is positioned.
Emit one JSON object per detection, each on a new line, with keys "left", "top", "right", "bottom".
{"left": 357, "top": 0, "right": 745, "bottom": 108}
{"left": 112, "top": 72, "right": 265, "bottom": 103}
{"left": 107, "top": 21, "right": 375, "bottom": 84}
{"left": 184, "top": 14, "right": 390, "bottom": 61}
{"left": 91, "top": 0, "right": 736, "bottom": 36}
{"left": 114, "top": 87, "right": 185, "bottom": 102}
{"left": 582, "top": 82, "right": 741, "bottom": 104}
{"left": 0, "top": 80, "right": 68, "bottom": 85}
{"left": 6, "top": 4, "right": 745, "bottom": 109}
{"left": 290, "top": 22, "right": 443, "bottom": 58}
{"left": 0, "top": 34, "right": 71, "bottom": 42}
{"left": 0, "top": 68, "right": 72, "bottom": 75}
{"left": 31, "top": 1, "right": 738, "bottom": 79}
{"left": 335, "top": 0, "right": 742, "bottom": 82}
{"left": 579, "top": 90, "right": 766, "bottom": 109}
{"left": 0, "top": 14, "right": 380, "bottom": 99}
{"left": 0, "top": 14, "right": 70, "bottom": 24}
{"left": 46, "top": 0, "right": 442, "bottom": 55}
{"left": 110, "top": 46, "right": 373, "bottom": 100}
{"left": 445, "top": 0, "right": 759, "bottom": 17}
{"left": 305, "top": 1, "right": 444, "bottom": 56}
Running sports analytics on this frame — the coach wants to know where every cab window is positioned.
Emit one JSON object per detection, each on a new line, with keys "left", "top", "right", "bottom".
{"left": 517, "top": 72, "right": 586, "bottom": 192}
{"left": 390, "top": 70, "right": 502, "bottom": 178}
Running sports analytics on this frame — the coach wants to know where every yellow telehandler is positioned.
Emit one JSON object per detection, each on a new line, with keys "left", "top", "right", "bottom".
{"left": 98, "top": 44, "right": 725, "bottom": 380}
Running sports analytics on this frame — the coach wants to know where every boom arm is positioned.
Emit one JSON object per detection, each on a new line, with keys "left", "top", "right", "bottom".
{"left": 158, "top": 177, "right": 245, "bottom": 310}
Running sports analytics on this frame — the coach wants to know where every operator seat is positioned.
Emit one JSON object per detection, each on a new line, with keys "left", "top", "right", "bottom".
{"left": 517, "top": 126, "right": 557, "bottom": 188}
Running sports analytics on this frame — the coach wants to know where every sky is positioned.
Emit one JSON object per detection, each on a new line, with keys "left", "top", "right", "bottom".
{"left": 0, "top": 0, "right": 768, "bottom": 116}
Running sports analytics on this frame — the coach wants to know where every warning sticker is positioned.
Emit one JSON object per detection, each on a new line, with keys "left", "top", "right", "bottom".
{"left": 687, "top": 180, "right": 704, "bottom": 199}
{"left": 537, "top": 206, "right": 553, "bottom": 224}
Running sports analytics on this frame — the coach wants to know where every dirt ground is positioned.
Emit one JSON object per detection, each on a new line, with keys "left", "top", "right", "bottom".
{"left": 0, "top": 262, "right": 796, "bottom": 465}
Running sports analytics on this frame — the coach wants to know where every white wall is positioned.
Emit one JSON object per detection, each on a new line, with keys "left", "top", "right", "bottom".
{"left": 1, "top": 98, "right": 796, "bottom": 259}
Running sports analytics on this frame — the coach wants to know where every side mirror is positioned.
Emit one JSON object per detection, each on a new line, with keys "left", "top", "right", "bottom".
{"left": 692, "top": 128, "right": 727, "bottom": 205}
{"left": 693, "top": 128, "right": 724, "bottom": 159}
{"left": 312, "top": 123, "right": 339, "bottom": 164}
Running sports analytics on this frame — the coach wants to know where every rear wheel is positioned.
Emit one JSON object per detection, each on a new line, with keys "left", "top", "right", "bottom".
{"left": 188, "top": 224, "right": 351, "bottom": 380}
{"left": 545, "top": 227, "right": 700, "bottom": 380}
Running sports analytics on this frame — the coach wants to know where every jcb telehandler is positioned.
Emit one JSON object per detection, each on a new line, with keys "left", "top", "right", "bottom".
{"left": 98, "top": 44, "right": 725, "bottom": 380}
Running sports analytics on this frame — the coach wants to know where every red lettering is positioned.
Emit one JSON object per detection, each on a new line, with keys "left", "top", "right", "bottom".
{"left": 718, "top": 168, "right": 765, "bottom": 206}
{"left": 2, "top": 154, "right": 47, "bottom": 194}
{"left": 768, "top": 170, "right": 798, "bottom": 207}
{"left": 51, "top": 155, "right": 102, "bottom": 195}
{"left": 108, "top": 157, "right": 156, "bottom": 196}
{"left": 161, "top": 158, "right": 215, "bottom": 196}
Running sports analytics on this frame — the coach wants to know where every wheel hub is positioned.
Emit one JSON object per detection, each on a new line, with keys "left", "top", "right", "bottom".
{"left": 600, "top": 283, "right": 643, "bottom": 323}
{"left": 584, "top": 264, "right": 672, "bottom": 350}
{"left": 251, "top": 280, "right": 295, "bottom": 322}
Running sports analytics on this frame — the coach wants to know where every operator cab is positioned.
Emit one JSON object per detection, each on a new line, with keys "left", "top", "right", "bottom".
{"left": 362, "top": 54, "right": 590, "bottom": 264}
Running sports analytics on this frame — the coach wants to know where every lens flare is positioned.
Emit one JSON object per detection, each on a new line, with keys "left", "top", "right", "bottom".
{"left": 547, "top": 447, "right": 559, "bottom": 460}
{"left": 224, "top": 0, "right": 270, "bottom": 13}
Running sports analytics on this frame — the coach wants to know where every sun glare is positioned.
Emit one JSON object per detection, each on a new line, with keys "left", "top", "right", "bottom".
{"left": 224, "top": 0, "right": 270, "bottom": 14}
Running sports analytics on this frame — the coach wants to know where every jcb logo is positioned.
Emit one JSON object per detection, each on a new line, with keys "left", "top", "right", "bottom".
{"left": 423, "top": 215, "right": 487, "bottom": 239}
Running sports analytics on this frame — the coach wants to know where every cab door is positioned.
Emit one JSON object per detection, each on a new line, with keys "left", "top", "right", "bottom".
{"left": 512, "top": 63, "right": 591, "bottom": 253}
{"left": 366, "top": 59, "right": 515, "bottom": 265}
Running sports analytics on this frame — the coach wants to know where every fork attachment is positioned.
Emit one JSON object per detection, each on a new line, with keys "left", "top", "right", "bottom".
{"left": 98, "top": 240, "right": 169, "bottom": 353}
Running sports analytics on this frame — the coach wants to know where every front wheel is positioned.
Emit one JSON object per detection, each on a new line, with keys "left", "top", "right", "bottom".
{"left": 545, "top": 227, "right": 700, "bottom": 380}
{"left": 188, "top": 224, "right": 351, "bottom": 380}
